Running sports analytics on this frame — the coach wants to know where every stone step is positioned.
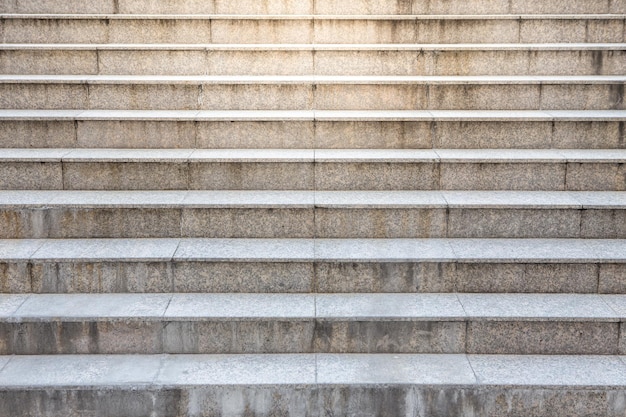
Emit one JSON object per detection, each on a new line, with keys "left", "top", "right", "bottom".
{"left": 2, "top": 238, "right": 625, "bottom": 294}
{"left": 1, "top": 149, "right": 625, "bottom": 191}
{"left": 0, "top": 75, "right": 624, "bottom": 111}
{"left": 2, "top": 109, "right": 624, "bottom": 150}
{"left": 2, "top": 43, "right": 625, "bottom": 76}
{"left": 0, "top": 353, "right": 625, "bottom": 416}
{"left": 1, "top": 0, "right": 623, "bottom": 15}
{"left": 1, "top": 15, "right": 624, "bottom": 44}
{"left": 0, "top": 293, "right": 623, "bottom": 354}
{"left": 0, "top": 190, "right": 624, "bottom": 239}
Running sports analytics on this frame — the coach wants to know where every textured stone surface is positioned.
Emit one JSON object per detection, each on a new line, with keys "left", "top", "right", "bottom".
{"left": 454, "top": 263, "right": 599, "bottom": 293}
{"left": 315, "top": 262, "right": 457, "bottom": 293}
{"left": 317, "top": 353, "right": 476, "bottom": 384}
{"left": 0, "top": 50, "right": 98, "bottom": 75}
{"left": 77, "top": 121, "right": 197, "bottom": 149}
{"left": 469, "top": 354, "right": 626, "bottom": 386}
{"left": 198, "top": 121, "right": 315, "bottom": 149}
{"left": 599, "top": 264, "right": 626, "bottom": 294}
{"left": 189, "top": 162, "right": 314, "bottom": 190}
{"left": 212, "top": 19, "right": 314, "bottom": 44}
{"left": 31, "top": 262, "right": 174, "bottom": 293}
{"left": 0, "top": 120, "right": 76, "bottom": 148}
{"left": 441, "top": 162, "right": 566, "bottom": 190}
{"left": 0, "top": 84, "right": 88, "bottom": 109}
{"left": 172, "top": 262, "right": 313, "bottom": 293}
{"left": 181, "top": 208, "right": 314, "bottom": 238}
{"left": 63, "top": 162, "right": 190, "bottom": 190}
{"left": 315, "top": 162, "right": 439, "bottom": 190}
{"left": 315, "top": 208, "right": 447, "bottom": 238}
{"left": 467, "top": 321, "right": 619, "bottom": 354}
{"left": 88, "top": 84, "right": 200, "bottom": 111}
{"left": 448, "top": 209, "right": 581, "bottom": 238}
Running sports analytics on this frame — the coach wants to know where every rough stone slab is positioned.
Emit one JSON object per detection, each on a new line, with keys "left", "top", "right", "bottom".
{"left": 0, "top": 355, "right": 163, "bottom": 388}
{"left": 469, "top": 355, "right": 626, "bottom": 387}
{"left": 574, "top": 192, "right": 626, "bottom": 209}
{"left": 181, "top": 191, "right": 314, "bottom": 207}
{"left": 458, "top": 294, "right": 619, "bottom": 320}
{"left": 0, "top": 295, "right": 28, "bottom": 317}
{"left": 448, "top": 238, "right": 626, "bottom": 262}
{"left": 156, "top": 354, "right": 316, "bottom": 385}
{"left": 0, "top": 240, "right": 45, "bottom": 260}
{"left": 0, "top": 353, "right": 624, "bottom": 389}
{"left": 1, "top": 238, "right": 624, "bottom": 264}
{"left": 13, "top": 294, "right": 172, "bottom": 319}
{"left": 174, "top": 238, "right": 314, "bottom": 261}
{"left": 4, "top": 191, "right": 625, "bottom": 209}
{"left": 2, "top": 109, "right": 624, "bottom": 122}
{"left": 316, "top": 293, "right": 465, "bottom": 319}
{"left": 31, "top": 238, "right": 180, "bottom": 261}
{"left": 1, "top": 293, "right": 623, "bottom": 322}
{"left": 3, "top": 147, "right": 626, "bottom": 165}
{"left": 314, "top": 238, "right": 454, "bottom": 261}
{"left": 442, "top": 191, "right": 583, "bottom": 208}
{"left": 0, "top": 0, "right": 621, "bottom": 15}
{"left": 315, "top": 191, "right": 448, "bottom": 208}
{"left": 602, "top": 295, "right": 626, "bottom": 318}
{"left": 164, "top": 293, "right": 315, "bottom": 319}
{"left": 316, "top": 353, "right": 476, "bottom": 385}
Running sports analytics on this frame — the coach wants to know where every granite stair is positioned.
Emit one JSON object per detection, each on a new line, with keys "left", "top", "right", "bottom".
{"left": 1, "top": 0, "right": 626, "bottom": 415}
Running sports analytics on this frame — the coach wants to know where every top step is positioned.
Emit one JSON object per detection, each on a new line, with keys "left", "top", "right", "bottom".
{"left": 1, "top": 0, "right": 624, "bottom": 15}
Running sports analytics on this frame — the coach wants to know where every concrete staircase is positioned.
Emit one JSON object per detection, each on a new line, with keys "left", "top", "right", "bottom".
{"left": 0, "top": 0, "right": 625, "bottom": 415}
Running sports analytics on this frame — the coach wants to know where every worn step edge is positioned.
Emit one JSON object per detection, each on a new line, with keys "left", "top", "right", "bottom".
{"left": 2, "top": 238, "right": 625, "bottom": 263}
{"left": 0, "top": 353, "right": 625, "bottom": 388}
{"left": 2, "top": 43, "right": 625, "bottom": 51}
{"left": 1, "top": 74, "right": 623, "bottom": 84}
{"left": 1, "top": 109, "right": 625, "bottom": 121}
{"left": 1, "top": 0, "right": 622, "bottom": 16}
{"left": 1, "top": 293, "right": 624, "bottom": 321}
{"left": 2, "top": 148, "right": 626, "bottom": 163}
{"left": 0, "top": 191, "right": 624, "bottom": 209}
{"left": 2, "top": 14, "right": 625, "bottom": 20}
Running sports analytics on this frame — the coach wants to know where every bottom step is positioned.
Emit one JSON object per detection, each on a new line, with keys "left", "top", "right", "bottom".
{"left": 1, "top": 354, "right": 626, "bottom": 416}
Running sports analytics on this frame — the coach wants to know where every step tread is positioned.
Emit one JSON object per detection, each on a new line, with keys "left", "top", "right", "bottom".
{"left": 0, "top": 190, "right": 624, "bottom": 208}
{"left": 0, "top": 292, "right": 624, "bottom": 321}
{"left": 1, "top": 74, "right": 624, "bottom": 84}
{"left": 2, "top": 13, "right": 624, "bottom": 20}
{"left": 0, "top": 353, "right": 625, "bottom": 388}
{"left": 2, "top": 148, "right": 626, "bottom": 163}
{"left": 2, "top": 43, "right": 625, "bottom": 51}
{"left": 2, "top": 109, "right": 625, "bottom": 121}
{"left": 1, "top": 238, "right": 624, "bottom": 262}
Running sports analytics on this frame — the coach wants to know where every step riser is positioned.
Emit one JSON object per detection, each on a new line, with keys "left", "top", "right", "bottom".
{"left": 3, "top": 261, "right": 620, "bottom": 294}
{"left": 14, "top": 385, "right": 626, "bottom": 417}
{"left": 2, "top": 207, "right": 624, "bottom": 239}
{"left": 2, "top": 386, "right": 625, "bottom": 417}
{"left": 2, "top": 161, "right": 624, "bottom": 191}
{"left": 2, "top": 120, "right": 624, "bottom": 150}
{"left": 1, "top": 83, "right": 623, "bottom": 110}
{"left": 2, "top": 18, "right": 624, "bottom": 44}
{"left": 3, "top": 49, "right": 625, "bottom": 76}
{"left": 1, "top": 0, "right": 623, "bottom": 15}
{"left": 0, "top": 319, "right": 619, "bottom": 355}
